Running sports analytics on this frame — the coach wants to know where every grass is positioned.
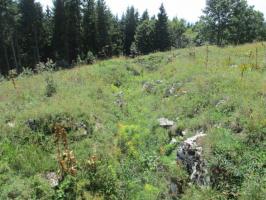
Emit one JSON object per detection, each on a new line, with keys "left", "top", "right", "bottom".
{"left": 0, "top": 42, "right": 266, "bottom": 199}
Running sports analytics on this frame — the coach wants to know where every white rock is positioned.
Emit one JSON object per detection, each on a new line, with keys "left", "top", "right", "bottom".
{"left": 170, "top": 138, "right": 177, "bottom": 145}
{"left": 158, "top": 118, "right": 175, "bottom": 127}
{"left": 45, "top": 172, "right": 60, "bottom": 187}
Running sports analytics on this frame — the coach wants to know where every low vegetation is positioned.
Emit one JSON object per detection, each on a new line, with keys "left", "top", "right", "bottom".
{"left": 0, "top": 43, "right": 266, "bottom": 199}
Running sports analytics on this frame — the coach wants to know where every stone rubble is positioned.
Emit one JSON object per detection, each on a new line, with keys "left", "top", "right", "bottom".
{"left": 177, "top": 131, "right": 210, "bottom": 186}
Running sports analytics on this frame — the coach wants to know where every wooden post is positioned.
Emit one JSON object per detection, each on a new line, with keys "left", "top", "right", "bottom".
{"left": 255, "top": 47, "right": 258, "bottom": 69}
{"left": 205, "top": 45, "right": 209, "bottom": 69}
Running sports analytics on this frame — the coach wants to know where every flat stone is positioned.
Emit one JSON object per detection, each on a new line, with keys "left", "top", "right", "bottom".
{"left": 158, "top": 118, "right": 175, "bottom": 127}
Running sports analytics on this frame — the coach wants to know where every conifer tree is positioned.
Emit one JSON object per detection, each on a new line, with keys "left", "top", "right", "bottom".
{"left": 109, "top": 15, "right": 123, "bottom": 56}
{"left": 123, "top": 6, "right": 138, "bottom": 55}
{"left": 53, "top": 0, "right": 67, "bottom": 62}
{"left": 0, "top": 0, "right": 18, "bottom": 74}
{"left": 155, "top": 4, "right": 171, "bottom": 51}
{"left": 140, "top": 9, "right": 149, "bottom": 22}
{"left": 82, "top": 0, "right": 96, "bottom": 54}
{"left": 95, "top": 0, "right": 110, "bottom": 56}
{"left": 43, "top": 6, "right": 53, "bottom": 60}
{"left": 135, "top": 19, "right": 155, "bottom": 54}
{"left": 65, "top": 0, "right": 82, "bottom": 63}
{"left": 18, "top": 0, "right": 44, "bottom": 68}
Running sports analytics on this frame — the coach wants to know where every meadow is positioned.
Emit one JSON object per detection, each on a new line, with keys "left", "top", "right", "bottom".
{"left": 0, "top": 43, "right": 265, "bottom": 199}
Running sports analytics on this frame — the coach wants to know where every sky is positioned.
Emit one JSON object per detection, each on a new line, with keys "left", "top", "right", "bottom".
{"left": 37, "top": 0, "right": 266, "bottom": 23}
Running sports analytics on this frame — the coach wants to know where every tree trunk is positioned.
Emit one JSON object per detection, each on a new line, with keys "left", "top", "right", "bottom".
{"left": 34, "top": 28, "right": 40, "bottom": 64}
{"left": 11, "top": 37, "right": 19, "bottom": 72}
{"left": 14, "top": 35, "right": 22, "bottom": 72}
{"left": 3, "top": 45, "right": 10, "bottom": 73}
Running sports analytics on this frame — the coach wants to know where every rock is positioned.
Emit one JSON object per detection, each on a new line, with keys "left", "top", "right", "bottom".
{"left": 177, "top": 132, "right": 210, "bottom": 186}
{"left": 169, "top": 177, "right": 187, "bottom": 198}
{"left": 142, "top": 82, "right": 155, "bottom": 93}
{"left": 158, "top": 118, "right": 175, "bottom": 128}
{"left": 182, "top": 130, "right": 188, "bottom": 136}
{"left": 164, "top": 83, "right": 183, "bottom": 98}
{"left": 170, "top": 138, "right": 177, "bottom": 145}
{"left": 45, "top": 172, "right": 60, "bottom": 187}
{"left": 115, "top": 91, "right": 125, "bottom": 108}
{"left": 26, "top": 119, "right": 38, "bottom": 131}
{"left": 155, "top": 80, "right": 163, "bottom": 84}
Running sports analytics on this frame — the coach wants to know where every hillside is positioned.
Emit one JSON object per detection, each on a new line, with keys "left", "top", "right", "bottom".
{"left": 0, "top": 43, "right": 266, "bottom": 199}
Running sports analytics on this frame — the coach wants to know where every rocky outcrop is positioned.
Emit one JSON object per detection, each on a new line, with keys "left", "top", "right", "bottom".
{"left": 177, "top": 132, "right": 210, "bottom": 186}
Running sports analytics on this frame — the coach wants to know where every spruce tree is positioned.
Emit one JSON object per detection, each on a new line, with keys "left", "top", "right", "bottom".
{"left": 53, "top": 0, "right": 67, "bottom": 62}
{"left": 65, "top": 0, "right": 81, "bottom": 63}
{"left": 82, "top": 0, "right": 96, "bottom": 54}
{"left": 18, "top": 0, "right": 44, "bottom": 68}
{"left": 123, "top": 6, "right": 138, "bottom": 55}
{"left": 109, "top": 15, "right": 123, "bottom": 56}
{"left": 43, "top": 7, "right": 53, "bottom": 60}
{"left": 155, "top": 4, "right": 171, "bottom": 51}
{"left": 140, "top": 9, "right": 149, "bottom": 22}
{"left": 95, "top": 0, "right": 110, "bottom": 57}
{"left": 135, "top": 19, "right": 155, "bottom": 54}
{"left": 0, "top": 0, "right": 17, "bottom": 74}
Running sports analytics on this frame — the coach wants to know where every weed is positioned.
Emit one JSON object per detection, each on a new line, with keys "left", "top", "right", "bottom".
{"left": 53, "top": 124, "right": 77, "bottom": 178}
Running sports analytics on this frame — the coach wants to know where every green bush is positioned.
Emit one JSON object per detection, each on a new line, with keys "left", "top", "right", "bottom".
{"left": 85, "top": 51, "right": 96, "bottom": 64}
{"left": 45, "top": 75, "right": 57, "bottom": 97}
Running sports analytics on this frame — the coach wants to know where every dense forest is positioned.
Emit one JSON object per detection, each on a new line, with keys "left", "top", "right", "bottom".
{"left": 0, "top": 0, "right": 266, "bottom": 75}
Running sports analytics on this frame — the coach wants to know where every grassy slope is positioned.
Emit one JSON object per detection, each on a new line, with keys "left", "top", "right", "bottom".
{"left": 0, "top": 43, "right": 266, "bottom": 199}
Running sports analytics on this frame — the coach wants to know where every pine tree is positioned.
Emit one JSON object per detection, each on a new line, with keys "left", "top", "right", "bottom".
{"left": 53, "top": 0, "right": 67, "bottom": 62}
{"left": 0, "top": 0, "right": 17, "bottom": 74}
{"left": 140, "top": 9, "right": 149, "bottom": 22}
{"left": 123, "top": 6, "right": 138, "bottom": 55}
{"left": 65, "top": 0, "right": 81, "bottom": 63}
{"left": 43, "top": 6, "right": 53, "bottom": 60}
{"left": 82, "top": 0, "right": 96, "bottom": 54}
{"left": 135, "top": 19, "right": 155, "bottom": 54}
{"left": 95, "top": 0, "right": 110, "bottom": 57}
{"left": 155, "top": 4, "right": 171, "bottom": 51}
{"left": 109, "top": 15, "right": 123, "bottom": 56}
{"left": 18, "top": 0, "right": 44, "bottom": 68}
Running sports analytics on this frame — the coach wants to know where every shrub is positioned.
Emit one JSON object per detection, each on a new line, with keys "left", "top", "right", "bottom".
{"left": 85, "top": 51, "right": 96, "bottom": 64}
{"left": 45, "top": 75, "right": 57, "bottom": 97}
{"left": 80, "top": 156, "right": 118, "bottom": 199}
{"left": 55, "top": 175, "right": 77, "bottom": 200}
{"left": 130, "top": 42, "right": 139, "bottom": 58}
{"left": 0, "top": 74, "right": 5, "bottom": 82}
{"left": 164, "top": 143, "right": 177, "bottom": 156}
{"left": 36, "top": 59, "right": 56, "bottom": 73}
{"left": 20, "top": 67, "right": 34, "bottom": 77}
{"left": 76, "top": 55, "right": 85, "bottom": 66}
